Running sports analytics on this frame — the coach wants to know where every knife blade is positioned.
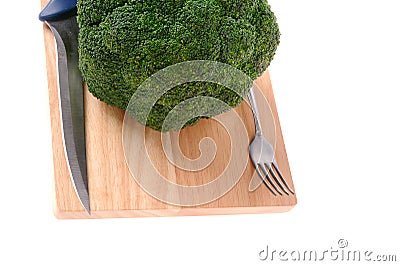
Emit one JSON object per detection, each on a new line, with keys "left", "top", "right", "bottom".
{"left": 39, "top": 0, "right": 90, "bottom": 215}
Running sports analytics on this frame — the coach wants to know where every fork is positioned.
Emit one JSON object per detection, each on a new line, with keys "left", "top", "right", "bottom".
{"left": 248, "top": 86, "right": 295, "bottom": 196}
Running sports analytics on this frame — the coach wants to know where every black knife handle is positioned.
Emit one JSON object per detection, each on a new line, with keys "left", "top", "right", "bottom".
{"left": 39, "top": 0, "right": 77, "bottom": 21}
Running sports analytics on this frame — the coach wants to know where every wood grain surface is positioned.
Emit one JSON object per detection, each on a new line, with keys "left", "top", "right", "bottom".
{"left": 40, "top": 0, "right": 296, "bottom": 219}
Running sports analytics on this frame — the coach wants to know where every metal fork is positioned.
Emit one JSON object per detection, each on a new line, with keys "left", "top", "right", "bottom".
{"left": 248, "top": 86, "right": 295, "bottom": 196}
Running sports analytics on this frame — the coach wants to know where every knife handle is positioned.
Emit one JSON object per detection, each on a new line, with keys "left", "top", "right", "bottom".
{"left": 39, "top": 0, "right": 78, "bottom": 21}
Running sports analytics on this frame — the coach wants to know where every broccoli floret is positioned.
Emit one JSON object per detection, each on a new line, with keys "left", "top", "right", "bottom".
{"left": 77, "top": 0, "right": 280, "bottom": 131}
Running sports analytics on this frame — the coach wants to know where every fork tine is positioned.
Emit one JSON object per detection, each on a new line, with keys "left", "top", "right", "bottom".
{"left": 259, "top": 163, "right": 283, "bottom": 195}
{"left": 266, "top": 163, "right": 290, "bottom": 195}
{"left": 272, "top": 162, "right": 295, "bottom": 194}
{"left": 255, "top": 165, "right": 277, "bottom": 196}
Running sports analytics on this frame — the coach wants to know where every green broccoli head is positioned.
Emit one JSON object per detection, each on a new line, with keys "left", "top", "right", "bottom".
{"left": 77, "top": 0, "right": 280, "bottom": 131}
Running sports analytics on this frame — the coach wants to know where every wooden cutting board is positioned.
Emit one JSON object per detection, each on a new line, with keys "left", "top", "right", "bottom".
{"left": 41, "top": 0, "right": 296, "bottom": 219}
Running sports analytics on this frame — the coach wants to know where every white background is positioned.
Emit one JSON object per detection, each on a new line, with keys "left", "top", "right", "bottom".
{"left": 1, "top": 0, "right": 399, "bottom": 265}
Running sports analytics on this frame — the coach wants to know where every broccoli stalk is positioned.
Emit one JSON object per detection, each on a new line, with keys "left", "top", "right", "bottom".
{"left": 77, "top": 0, "right": 280, "bottom": 131}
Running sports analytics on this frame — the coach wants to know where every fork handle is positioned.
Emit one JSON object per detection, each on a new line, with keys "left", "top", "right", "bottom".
{"left": 248, "top": 86, "right": 263, "bottom": 136}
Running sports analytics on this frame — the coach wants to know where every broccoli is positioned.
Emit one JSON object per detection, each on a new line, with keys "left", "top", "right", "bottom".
{"left": 77, "top": 0, "right": 280, "bottom": 131}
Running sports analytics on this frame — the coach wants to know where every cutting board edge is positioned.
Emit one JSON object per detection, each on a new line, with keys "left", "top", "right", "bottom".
{"left": 53, "top": 203, "right": 297, "bottom": 219}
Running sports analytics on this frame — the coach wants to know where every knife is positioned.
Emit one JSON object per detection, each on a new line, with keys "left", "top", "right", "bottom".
{"left": 39, "top": 0, "right": 90, "bottom": 215}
